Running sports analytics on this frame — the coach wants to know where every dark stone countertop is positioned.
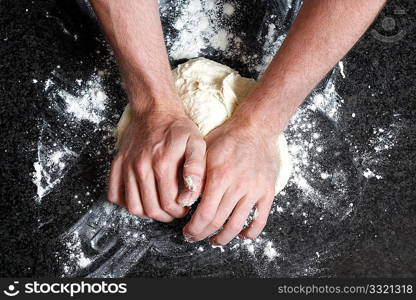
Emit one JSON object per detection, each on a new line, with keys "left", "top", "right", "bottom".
{"left": 1, "top": 0, "right": 415, "bottom": 277}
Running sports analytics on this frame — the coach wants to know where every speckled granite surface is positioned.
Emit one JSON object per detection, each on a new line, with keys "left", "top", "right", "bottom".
{"left": 1, "top": 0, "right": 415, "bottom": 277}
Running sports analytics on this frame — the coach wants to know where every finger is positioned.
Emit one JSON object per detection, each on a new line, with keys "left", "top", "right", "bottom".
{"left": 183, "top": 169, "right": 228, "bottom": 240}
{"left": 240, "top": 195, "right": 274, "bottom": 239}
{"left": 192, "top": 188, "right": 243, "bottom": 241}
{"left": 153, "top": 140, "right": 189, "bottom": 218}
{"left": 210, "top": 196, "right": 253, "bottom": 246}
{"left": 177, "top": 138, "right": 206, "bottom": 207}
{"left": 123, "top": 166, "right": 145, "bottom": 217}
{"left": 136, "top": 160, "right": 175, "bottom": 223}
{"left": 108, "top": 155, "right": 124, "bottom": 205}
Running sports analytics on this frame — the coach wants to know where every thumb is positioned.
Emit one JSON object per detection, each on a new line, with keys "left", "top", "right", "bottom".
{"left": 177, "top": 137, "right": 206, "bottom": 207}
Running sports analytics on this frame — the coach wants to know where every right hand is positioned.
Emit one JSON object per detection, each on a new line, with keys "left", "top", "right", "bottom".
{"left": 108, "top": 106, "right": 206, "bottom": 222}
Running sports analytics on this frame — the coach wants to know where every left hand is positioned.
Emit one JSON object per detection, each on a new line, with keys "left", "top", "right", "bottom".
{"left": 182, "top": 119, "right": 278, "bottom": 245}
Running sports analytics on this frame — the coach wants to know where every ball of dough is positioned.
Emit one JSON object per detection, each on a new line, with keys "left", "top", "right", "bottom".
{"left": 116, "top": 57, "right": 292, "bottom": 195}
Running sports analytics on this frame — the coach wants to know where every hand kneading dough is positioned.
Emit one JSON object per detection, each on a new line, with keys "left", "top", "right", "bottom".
{"left": 116, "top": 57, "right": 292, "bottom": 195}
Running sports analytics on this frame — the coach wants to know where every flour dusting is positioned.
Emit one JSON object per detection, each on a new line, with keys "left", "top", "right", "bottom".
{"left": 33, "top": 124, "right": 79, "bottom": 202}
{"left": 161, "top": 0, "right": 288, "bottom": 76}
{"left": 32, "top": 70, "right": 110, "bottom": 203}
{"left": 163, "top": 0, "right": 234, "bottom": 60}
{"left": 46, "top": 72, "right": 108, "bottom": 125}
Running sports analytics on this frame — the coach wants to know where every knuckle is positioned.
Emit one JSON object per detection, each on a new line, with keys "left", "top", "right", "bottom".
{"left": 135, "top": 150, "right": 148, "bottom": 164}
{"left": 228, "top": 221, "right": 243, "bottom": 233}
{"left": 211, "top": 219, "right": 224, "bottom": 231}
{"left": 198, "top": 210, "right": 215, "bottom": 223}
{"left": 160, "top": 201, "right": 176, "bottom": 213}
{"left": 146, "top": 209, "right": 163, "bottom": 220}
{"left": 167, "top": 124, "right": 182, "bottom": 136}
{"left": 233, "top": 181, "right": 247, "bottom": 193}
{"left": 135, "top": 161, "right": 148, "bottom": 178}
{"left": 152, "top": 140, "right": 164, "bottom": 151}
{"left": 208, "top": 167, "right": 228, "bottom": 184}
{"left": 153, "top": 156, "right": 170, "bottom": 175}
{"left": 127, "top": 205, "right": 142, "bottom": 217}
{"left": 151, "top": 144, "right": 164, "bottom": 160}
{"left": 206, "top": 154, "right": 223, "bottom": 168}
{"left": 166, "top": 127, "right": 187, "bottom": 144}
{"left": 186, "top": 227, "right": 199, "bottom": 237}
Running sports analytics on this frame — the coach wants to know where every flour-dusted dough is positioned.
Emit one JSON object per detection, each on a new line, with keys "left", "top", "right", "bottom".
{"left": 116, "top": 57, "right": 292, "bottom": 195}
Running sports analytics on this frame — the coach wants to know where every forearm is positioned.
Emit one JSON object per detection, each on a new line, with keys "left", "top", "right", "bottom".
{"left": 91, "top": 0, "right": 182, "bottom": 114}
{"left": 233, "top": 0, "right": 386, "bottom": 136}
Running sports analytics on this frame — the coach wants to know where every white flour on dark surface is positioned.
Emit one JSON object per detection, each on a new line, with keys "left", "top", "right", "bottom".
{"left": 32, "top": 0, "right": 402, "bottom": 278}
{"left": 160, "top": 0, "right": 288, "bottom": 75}
{"left": 32, "top": 70, "right": 110, "bottom": 203}
{"left": 33, "top": 124, "right": 79, "bottom": 202}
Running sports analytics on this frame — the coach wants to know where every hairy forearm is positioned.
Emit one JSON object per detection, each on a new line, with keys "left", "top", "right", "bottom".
{"left": 233, "top": 0, "right": 386, "bottom": 136}
{"left": 91, "top": 0, "right": 182, "bottom": 114}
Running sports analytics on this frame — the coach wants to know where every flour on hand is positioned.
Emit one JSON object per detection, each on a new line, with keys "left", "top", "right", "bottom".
{"left": 116, "top": 57, "right": 292, "bottom": 195}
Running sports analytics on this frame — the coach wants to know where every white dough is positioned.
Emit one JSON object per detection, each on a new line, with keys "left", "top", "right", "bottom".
{"left": 116, "top": 57, "right": 292, "bottom": 195}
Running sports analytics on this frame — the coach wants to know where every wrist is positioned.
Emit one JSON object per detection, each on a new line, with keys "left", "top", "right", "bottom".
{"left": 225, "top": 112, "right": 276, "bottom": 142}
{"left": 128, "top": 93, "right": 186, "bottom": 119}
{"left": 122, "top": 72, "right": 185, "bottom": 117}
{"left": 231, "top": 81, "right": 302, "bottom": 137}
{"left": 229, "top": 101, "right": 281, "bottom": 139}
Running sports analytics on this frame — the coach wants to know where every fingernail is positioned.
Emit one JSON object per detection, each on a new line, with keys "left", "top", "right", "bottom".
{"left": 209, "top": 238, "right": 219, "bottom": 246}
{"left": 184, "top": 175, "right": 200, "bottom": 192}
{"left": 238, "top": 234, "right": 246, "bottom": 240}
{"left": 183, "top": 232, "right": 195, "bottom": 243}
{"left": 177, "top": 191, "right": 197, "bottom": 207}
